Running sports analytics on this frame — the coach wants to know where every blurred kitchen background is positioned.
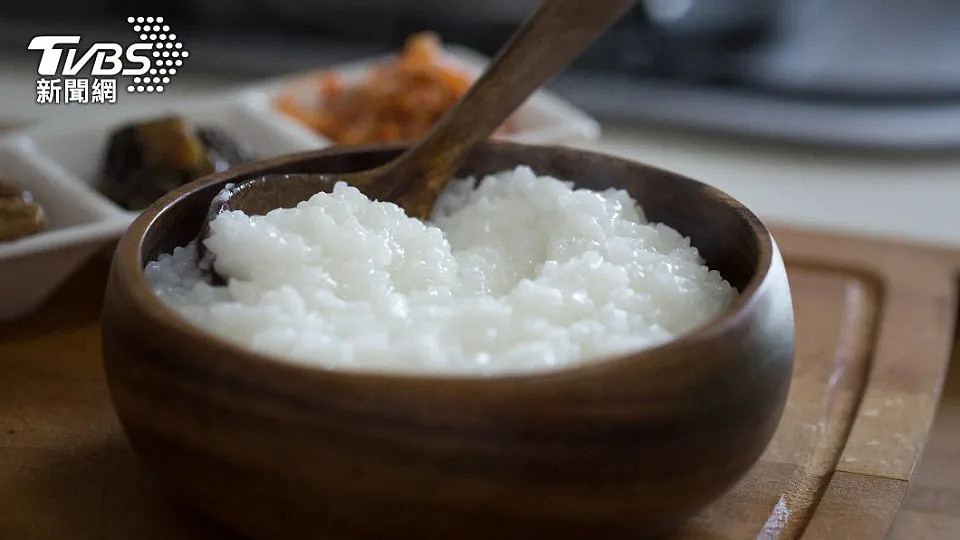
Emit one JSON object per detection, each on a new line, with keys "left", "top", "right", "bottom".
{"left": 0, "top": 0, "right": 958, "bottom": 243}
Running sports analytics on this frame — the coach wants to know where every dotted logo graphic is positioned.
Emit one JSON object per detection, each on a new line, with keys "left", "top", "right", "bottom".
{"left": 125, "top": 16, "right": 188, "bottom": 94}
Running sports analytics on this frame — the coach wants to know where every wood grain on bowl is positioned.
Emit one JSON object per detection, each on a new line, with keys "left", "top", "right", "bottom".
{"left": 3, "top": 228, "right": 955, "bottom": 539}
{"left": 101, "top": 142, "right": 794, "bottom": 538}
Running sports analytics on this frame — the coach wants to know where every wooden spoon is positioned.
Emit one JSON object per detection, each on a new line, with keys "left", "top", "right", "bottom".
{"left": 198, "top": 0, "right": 636, "bottom": 275}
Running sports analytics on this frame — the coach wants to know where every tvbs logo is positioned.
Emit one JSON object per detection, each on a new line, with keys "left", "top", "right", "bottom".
{"left": 29, "top": 17, "right": 187, "bottom": 104}
{"left": 28, "top": 36, "right": 152, "bottom": 77}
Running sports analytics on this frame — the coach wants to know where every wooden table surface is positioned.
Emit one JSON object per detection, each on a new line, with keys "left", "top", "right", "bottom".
{"left": 1, "top": 226, "right": 958, "bottom": 539}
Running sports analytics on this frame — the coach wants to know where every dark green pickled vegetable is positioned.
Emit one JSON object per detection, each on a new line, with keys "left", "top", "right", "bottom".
{"left": 99, "top": 117, "right": 251, "bottom": 210}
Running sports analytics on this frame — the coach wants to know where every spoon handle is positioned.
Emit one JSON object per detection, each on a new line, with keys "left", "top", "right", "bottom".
{"left": 388, "top": 0, "right": 636, "bottom": 218}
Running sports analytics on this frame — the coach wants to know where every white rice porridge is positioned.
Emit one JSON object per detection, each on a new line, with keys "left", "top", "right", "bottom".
{"left": 146, "top": 166, "right": 736, "bottom": 374}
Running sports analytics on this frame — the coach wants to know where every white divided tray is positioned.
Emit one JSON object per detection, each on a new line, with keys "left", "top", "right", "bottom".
{"left": 244, "top": 45, "right": 601, "bottom": 146}
{"left": 0, "top": 46, "right": 599, "bottom": 321}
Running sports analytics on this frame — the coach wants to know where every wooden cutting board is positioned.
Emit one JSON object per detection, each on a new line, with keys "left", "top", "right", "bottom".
{"left": 1, "top": 226, "right": 957, "bottom": 539}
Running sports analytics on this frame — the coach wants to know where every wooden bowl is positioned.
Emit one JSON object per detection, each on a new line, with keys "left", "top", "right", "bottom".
{"left": 102, "top": 142, "right": 794, "bottom": 538}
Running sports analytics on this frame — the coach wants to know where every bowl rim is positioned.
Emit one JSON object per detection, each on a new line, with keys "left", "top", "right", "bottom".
{"left": 109, "top": 141, "right": 774, "bottom": 383}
